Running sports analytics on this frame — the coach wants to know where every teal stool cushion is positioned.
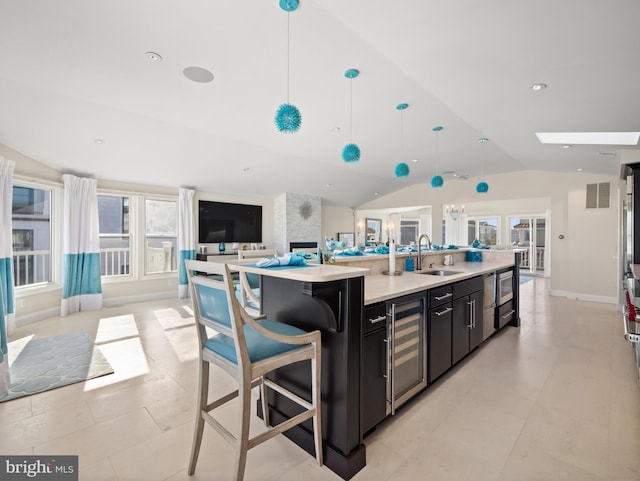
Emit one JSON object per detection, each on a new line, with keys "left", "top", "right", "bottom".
{"left": 204, "top": 319, "right": 309, "bottom": 364}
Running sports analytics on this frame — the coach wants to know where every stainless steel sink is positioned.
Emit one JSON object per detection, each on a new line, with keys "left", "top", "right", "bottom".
{"left": 417, "top": 269, "right": 461, "bottom": 276}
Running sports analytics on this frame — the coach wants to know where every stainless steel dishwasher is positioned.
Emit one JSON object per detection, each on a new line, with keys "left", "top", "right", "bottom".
{"left": 482, "top": 272, "right": 496, "bottom": 341}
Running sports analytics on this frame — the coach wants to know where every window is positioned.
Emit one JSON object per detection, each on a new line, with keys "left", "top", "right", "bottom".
{"left": 12, "top": 184, "right": 52, "bottom": 287}
{"left": 145, "top": 198, "right": 177, "bottom": 274}
{"left": 98, "top": 195, "right": 131, "bottom": 276}
{"left": 467, "top": 218, "right": 498, "bottom": 246}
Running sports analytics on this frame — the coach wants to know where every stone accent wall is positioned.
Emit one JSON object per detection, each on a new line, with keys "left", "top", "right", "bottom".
{"left": 273, "top": 192, "right": 321, "bottom": 253}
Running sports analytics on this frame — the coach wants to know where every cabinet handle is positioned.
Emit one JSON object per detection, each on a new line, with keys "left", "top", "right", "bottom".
{"left": 472, "top": 299, "right": 476, "bottom": 328}
{"left": 369, "top": 315, "right": 387, "bottom": 324}
{"left": 434, "top": 292, "right": 453, "bottom": 301}
{"left": 434, "top": 307, "right": 452, "bottom": 317}
{"left": 501, "top": 309, "right": 516, "bottom": 319}
{"left": 466, "top": 300, "right": 474, "bottom": 328}
{"left": 383, "top": 338, "right": 389, "bottom": 379}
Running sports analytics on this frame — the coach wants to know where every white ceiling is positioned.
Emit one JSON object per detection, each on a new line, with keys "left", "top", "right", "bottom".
{"left": 1, "top": 0, "right": 638, "bottom": 207}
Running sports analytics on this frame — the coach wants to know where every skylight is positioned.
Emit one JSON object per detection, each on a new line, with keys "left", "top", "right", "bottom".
{"left": 536, "top": 132, "right": 640, "bottom": 146}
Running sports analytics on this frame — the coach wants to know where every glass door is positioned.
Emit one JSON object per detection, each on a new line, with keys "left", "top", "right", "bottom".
{"left": 509, "top": 217, "right": 546, "bottom": 276}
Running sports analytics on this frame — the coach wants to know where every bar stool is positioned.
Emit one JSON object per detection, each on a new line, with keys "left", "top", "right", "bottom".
{"left": 185, "top": 259, "right": 322, "bottom": 481}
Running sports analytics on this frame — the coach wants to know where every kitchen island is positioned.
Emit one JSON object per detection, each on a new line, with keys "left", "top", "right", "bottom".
{"left": 230, "top": 249, "right": 521, "bottom": 480}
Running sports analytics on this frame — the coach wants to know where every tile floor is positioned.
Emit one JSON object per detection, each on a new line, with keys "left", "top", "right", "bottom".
{"left": 1, "top": 277, "right": 639, "bottom": 481}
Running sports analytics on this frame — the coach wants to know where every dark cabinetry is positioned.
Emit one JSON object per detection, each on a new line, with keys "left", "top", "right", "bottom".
{"left": 451, "top": 276, "right": 484, "bottom": 365}
{"left": 427, "top": 285, "right": 453, "bottom": 383}
{"left": 361, "top": 302, "right": 387, "bottom": 434}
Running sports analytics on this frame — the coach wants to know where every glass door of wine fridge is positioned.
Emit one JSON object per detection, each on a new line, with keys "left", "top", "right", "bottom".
{"left": 386, "top": 294, "right": 427, "bottom": 415}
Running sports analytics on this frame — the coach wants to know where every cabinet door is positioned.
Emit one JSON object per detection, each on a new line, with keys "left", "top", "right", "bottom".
{"left": 452, "top": 296, "right": 471, "bottom": 365}
{"left": 362, "top": 327, "right": 388, "bottom": 433}
{"left": 468, "top": 290, "right": 484, "bottom": 351}
{"left": 428, "top": 303, "right": 453, "bottom": 383}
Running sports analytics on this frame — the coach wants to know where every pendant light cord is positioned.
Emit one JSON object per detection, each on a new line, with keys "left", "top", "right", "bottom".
{"left": 349, "top": 79, "right": 353, "bottom": 142}
{"left": 286, "top": 12, "right": 290, "bottom": 103}
{"left": 435, "top": 130, "right": 439, "bottom": 175}
{"left": 400, "top": 110, "right": 404, "bottom": 157}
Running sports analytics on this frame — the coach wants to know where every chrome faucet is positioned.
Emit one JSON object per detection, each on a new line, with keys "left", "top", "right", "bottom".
{"left": 416, "top": 234, "right": 432, "bottom": 270}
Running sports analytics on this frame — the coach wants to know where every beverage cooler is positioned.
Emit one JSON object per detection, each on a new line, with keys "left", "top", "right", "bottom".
{"left": 385, "top": 294, "right": 427, "bottom": 415}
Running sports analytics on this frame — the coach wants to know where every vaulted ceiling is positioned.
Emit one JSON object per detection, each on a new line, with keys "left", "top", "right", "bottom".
{"left": 1, "top": 0, "right": 638, "bottom": 206}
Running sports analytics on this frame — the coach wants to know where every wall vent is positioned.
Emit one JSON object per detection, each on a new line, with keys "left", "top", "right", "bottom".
{"left": 586, "top": 182, "right": 610, "bottom": 209}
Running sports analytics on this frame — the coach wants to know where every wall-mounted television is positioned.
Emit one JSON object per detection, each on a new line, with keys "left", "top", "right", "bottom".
{"left": 198, "top": 200, "right": 262, "bottom": 244}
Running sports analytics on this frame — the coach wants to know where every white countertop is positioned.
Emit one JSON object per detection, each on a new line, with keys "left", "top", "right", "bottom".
{"left": 229, "top": 260, "right": 370, "bottom": 283}
{"left": 364, "top": 259, "right": 515, "bottom": 305}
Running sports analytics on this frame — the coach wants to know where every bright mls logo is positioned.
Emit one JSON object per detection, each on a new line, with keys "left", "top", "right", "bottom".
{"left": 0, "top": 456, "right": 78, "bottom": 480}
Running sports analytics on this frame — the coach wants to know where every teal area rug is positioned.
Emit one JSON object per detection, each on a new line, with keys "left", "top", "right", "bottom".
{"left": 0, "top": 332, "right": 113, "bottom": 402}
{"left": 519, "top": 276, "right": 533, "bottom": 285}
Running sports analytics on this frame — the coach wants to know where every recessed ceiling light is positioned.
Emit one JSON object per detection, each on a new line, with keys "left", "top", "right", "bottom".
{"left": 562, "top": 144, "right": 572, "bottom": 149}
{"left": 531, "top": 83, "right": 547, "bottom": 91}
{"left": 373, "top": 191, "right": 379, "bottom": 196}
{"left": 325, "top": 183, "right": 332, "bottom": 188}
{"left": 145, "top": 51, "right": 162, "bottom": 62}
{"left": 183, "top": 66, "right": 214, "bottom": 83}
{"left": 94, "top": 139, "right": 104, "bottom": 144}
{"left": 332, "top": 127, "right": 341, "bottom": 132}
{"left": 536, "top": 132, "right": 640, "bottom": 146}
{"left": 411, "top": 159, "right": 419, "bottom": 163}
{"left": 242, "top": 167, "right": 250, "bottom": 172}
{"left": 577, "top": 168, "right": 584, "bottom": 172}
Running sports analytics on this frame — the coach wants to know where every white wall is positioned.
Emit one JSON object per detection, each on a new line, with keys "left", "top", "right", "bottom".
{"left": 322, "top": 205, "right": 356, "bottom": 242}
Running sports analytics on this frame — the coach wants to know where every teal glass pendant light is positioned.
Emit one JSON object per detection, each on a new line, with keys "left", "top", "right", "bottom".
{"left": 342, "top": 68, "right": 361, "bottom": 162}
{"left": 275, "top": 0, "right": 301, "bottom": 133}
{"left": 394, "top": 103, "right": 410, "bottom": 177}
{"left": 476, "top": 136, "right": 489, "bottom": 193}
{"left": 430, "top": 125, "right": 444, "bottom": 187}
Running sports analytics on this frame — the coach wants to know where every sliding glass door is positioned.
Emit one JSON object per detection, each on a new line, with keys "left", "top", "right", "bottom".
{"left": 509, "top": 217, "right": 546, "bottom": 276}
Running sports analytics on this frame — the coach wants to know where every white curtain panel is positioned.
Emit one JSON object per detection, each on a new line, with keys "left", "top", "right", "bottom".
{"left": 61, "top": 174, "right": 102, "bottom": 316}
{"left": 178, "top": 188, "right": 195, "bottom": 298}
{"left": 0, "top": 156, "right": 16, "bottom": 397}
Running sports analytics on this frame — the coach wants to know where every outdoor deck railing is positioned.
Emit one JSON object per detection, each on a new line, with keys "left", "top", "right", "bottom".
{"left": 12, "top": 247, "right": 133, "bottom": 287}
{"left": 519, "top": 247, "right": 545, "bottom": 271}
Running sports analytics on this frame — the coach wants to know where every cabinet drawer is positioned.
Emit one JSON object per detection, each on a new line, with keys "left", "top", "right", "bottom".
{"left": 453, "top": 276, "right": 483, "bottom": 299}
{"left": 363, "top": 302, "right": 387, "bottom": 334}
{"left": 497, "top": 300, "right": 515, "bottom": 329}
{"left": 428, "top": 285, "right": 453, "bottom": 309}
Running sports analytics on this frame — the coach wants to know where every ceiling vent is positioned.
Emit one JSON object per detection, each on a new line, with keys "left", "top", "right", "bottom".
{"left": 586, "top": 182, "right": 610, "bottom": 209}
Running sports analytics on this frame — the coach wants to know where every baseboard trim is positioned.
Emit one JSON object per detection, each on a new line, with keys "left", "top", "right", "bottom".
{"left": 16, "top": 291, "right": 177, "bottom": 327}
{"left": 549, "top": 289, "right": 617, "bottom": 304}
